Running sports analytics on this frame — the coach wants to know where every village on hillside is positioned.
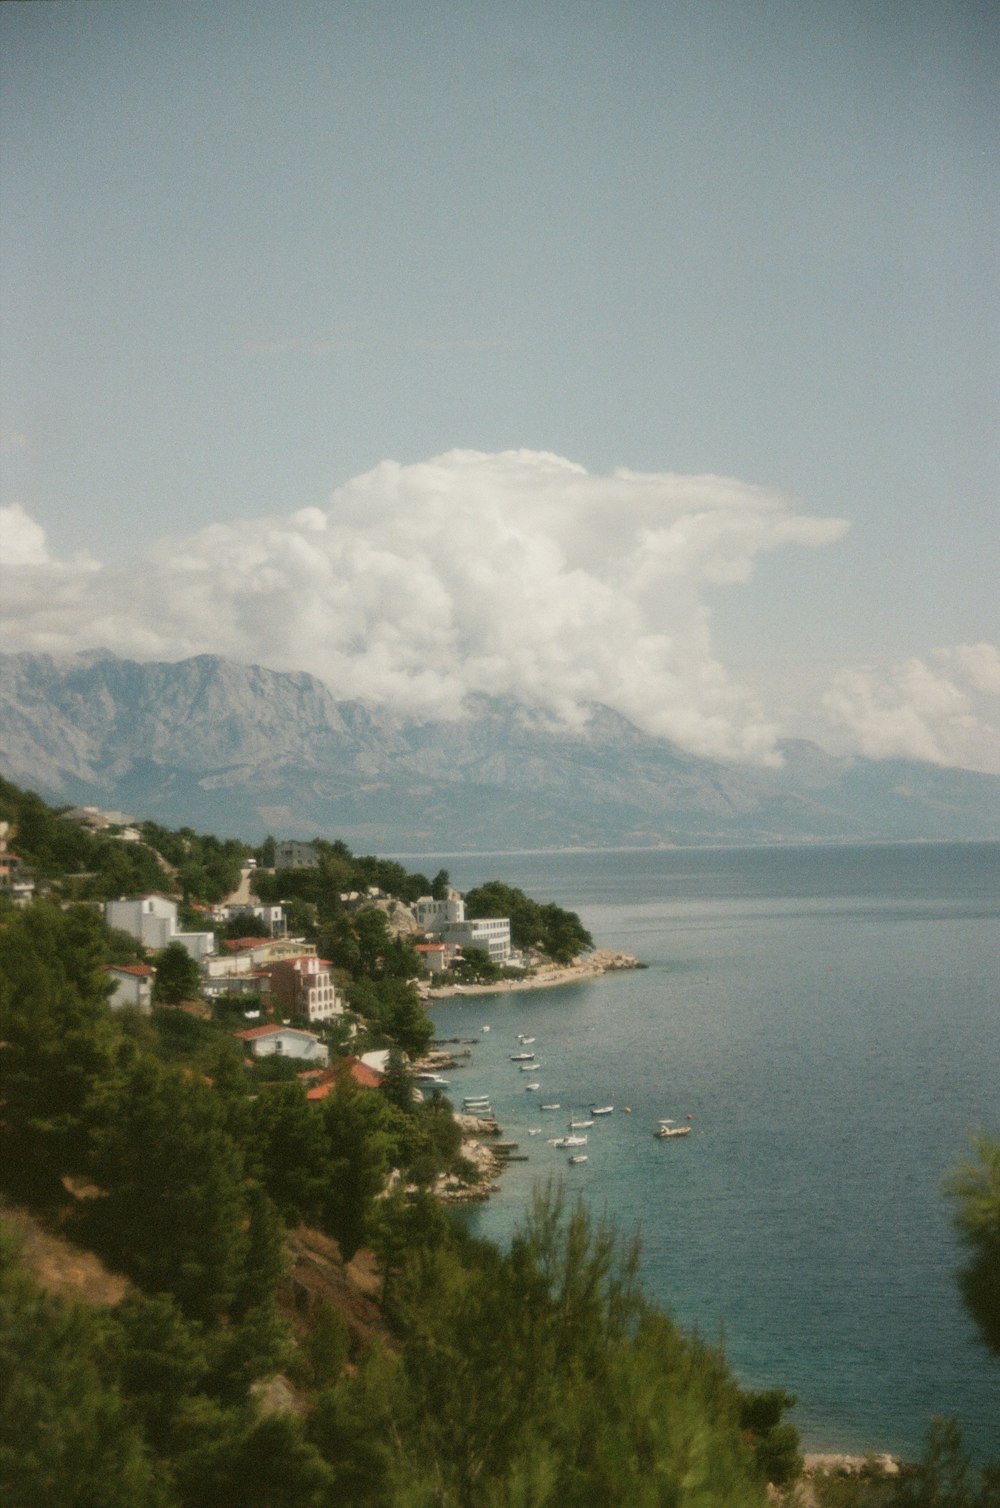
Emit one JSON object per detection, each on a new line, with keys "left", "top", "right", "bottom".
{"left": 0, "top": 794, "right": 630, "bottom": 1201}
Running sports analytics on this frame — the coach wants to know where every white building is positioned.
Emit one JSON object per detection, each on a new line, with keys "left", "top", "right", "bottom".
{"left": 105, "top": 895, "right": 215, "bottom": 961}
{"left": 413, "top": 889, "right": 466, "bottom": 931}
{"left": 102, "top": 963, "right": 155, "bottom": 1014}
{"left": 234, "top": 1025, "right": 329, "bottom": 1065}
{"left": 216, "top": 902, "right": 287, "bottom": 936}
{"left": 442, "top": 917, "right": 512, "bottom": 965}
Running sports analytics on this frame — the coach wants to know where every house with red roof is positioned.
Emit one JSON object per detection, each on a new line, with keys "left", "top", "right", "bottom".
{"left": 102, "top": 962, "right": 155, "bottom": 1015}
{"left": 234, "top": 1024, "right": 329, "bottom": 1066}
{"left": 302, "top": 1056, "right": 384, "bottom": 1100}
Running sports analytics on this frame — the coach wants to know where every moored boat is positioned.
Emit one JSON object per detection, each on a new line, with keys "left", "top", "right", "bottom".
{"left": 590, "top": 1105, "right": 614, "bottom": 1115}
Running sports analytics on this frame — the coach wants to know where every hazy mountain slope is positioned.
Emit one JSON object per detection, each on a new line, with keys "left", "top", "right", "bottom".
{"left": 1, "top": 651, "right": 997, "bottom": 848}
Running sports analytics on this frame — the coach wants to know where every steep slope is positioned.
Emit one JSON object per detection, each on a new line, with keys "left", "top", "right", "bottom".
{"left": 1, "top": 651, "right": 997, "bottom": 847}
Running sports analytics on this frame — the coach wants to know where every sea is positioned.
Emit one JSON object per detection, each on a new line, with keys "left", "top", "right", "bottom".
{"left": 406, "top": 842, "right": 999, "bottom": 1463}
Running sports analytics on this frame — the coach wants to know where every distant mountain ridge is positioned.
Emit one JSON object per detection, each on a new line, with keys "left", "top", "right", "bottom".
{"left": 1, "top": 650, "right": 997, "bottom": 849}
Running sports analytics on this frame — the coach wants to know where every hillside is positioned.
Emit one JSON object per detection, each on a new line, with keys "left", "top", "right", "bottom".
{"left": 1, "top": 650, "right": 998, "bottom": 847}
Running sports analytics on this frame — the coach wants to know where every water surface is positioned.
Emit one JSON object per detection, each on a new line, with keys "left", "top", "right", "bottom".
{"left": 419, "top": 843, "right": 999, "bottom": 1460}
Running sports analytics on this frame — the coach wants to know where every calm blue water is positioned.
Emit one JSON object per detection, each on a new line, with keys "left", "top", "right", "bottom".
{"left": 415, "top": 843, "right": 999, "bottom": 1461}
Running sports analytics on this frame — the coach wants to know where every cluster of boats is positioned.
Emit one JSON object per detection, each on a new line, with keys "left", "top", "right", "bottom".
{"left": 461, "top": 1030, "right": 693, "bottom": 1165}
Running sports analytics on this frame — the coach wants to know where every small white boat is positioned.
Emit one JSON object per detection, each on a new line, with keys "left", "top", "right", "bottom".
{"left": 527, "top": 1128, "right": 542, "bottom": 1136}
{"left": 549, "top": 1135, "right": 588, "bottom": 1148}
{"left": 541, "top": 1103, "right": 561, "bottom": 1111}
{"left": 525, "top": 1082, "right": 541, "bottom": 1091}
{"left": 568, "top": 1154, "right": 588, "bottom": 1165}
{"left": 656, "top": 1119, "right": 692, "bottom": 1138}
{"left": 481, "top": 1025, "right": 490, "bottom": 1032}
{"left": 569, "top": 1119, "right": 594, "bottom": 1129}
{"left": 511, "top": 1052, "right": 536, "bottom": 1061}
{"left": 590, "top": 1106, "right": 614, "bottom": 1116}
{"left": 519, "top": 1062, "right": 541, "bottom": 1071}
{"left": 415, "top": 1073, "right": 449, "bottom": 1085}
{"left": 517, "top": 1035, "right": 536, "bottom": 1044}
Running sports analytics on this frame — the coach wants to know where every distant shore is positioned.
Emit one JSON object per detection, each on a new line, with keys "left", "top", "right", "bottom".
{"left": 425, "top": 948, "right": 643, "bottom": 1000}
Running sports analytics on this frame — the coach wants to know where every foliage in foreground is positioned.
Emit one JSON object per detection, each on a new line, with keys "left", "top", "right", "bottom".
{"left": 0, "top": 883, "right": 781, "bottom": 1502}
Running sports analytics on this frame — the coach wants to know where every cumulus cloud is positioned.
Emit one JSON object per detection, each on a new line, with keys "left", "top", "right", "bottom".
{"left": 0, "top": 449, "right": 850, "bottom": 763}
{"left": 822, "top": 644, "right": 1000, "bottom": 774}
{"left": 0, "top": 502, "right": 51, "bottom": 566}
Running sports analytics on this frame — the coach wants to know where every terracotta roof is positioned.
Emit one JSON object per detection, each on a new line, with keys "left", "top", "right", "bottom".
{"left": 304, "top": 1057, "right": 382, "bottom": 1098}
{"left": 225, "top": 937, "right": 269, "bottom": 952}
{"left": 234, "top": 1024, "right": 319, "bottom": 1043}
{"left": 103, "top": 963, "right": 155, "bottom": 978}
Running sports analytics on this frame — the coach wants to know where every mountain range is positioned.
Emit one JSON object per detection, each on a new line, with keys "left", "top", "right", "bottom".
{"left": 1, "top": 650, "right": 997, "bottom": 850}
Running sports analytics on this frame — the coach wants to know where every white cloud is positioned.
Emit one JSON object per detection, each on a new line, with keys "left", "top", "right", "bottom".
{"left": 0, "top": 502, "right": 50, "bottom": 566}
{"left": 0, "top": 449, "right": 850, "bottom": 764}
{"left": 822, "top": 644, "right": 1000, "bottom": 774}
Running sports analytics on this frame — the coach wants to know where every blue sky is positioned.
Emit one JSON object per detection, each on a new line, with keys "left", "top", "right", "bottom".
{"left": 1, "top": 2, "right": 998, "bottom": 769}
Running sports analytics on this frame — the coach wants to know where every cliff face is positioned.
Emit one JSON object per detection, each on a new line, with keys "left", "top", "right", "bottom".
{"left": 1, "top": 650, "right": 998, "bottom": 847}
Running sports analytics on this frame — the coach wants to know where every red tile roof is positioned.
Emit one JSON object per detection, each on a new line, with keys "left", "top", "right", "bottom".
{"left": 304, "top": 1057, "right": 382, "bottom": 1098}
{"left": 102, "top": 963, "right": 155, "bottom": 978}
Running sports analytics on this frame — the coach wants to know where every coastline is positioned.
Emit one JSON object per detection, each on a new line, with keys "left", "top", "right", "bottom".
{"left": 423, "top": 960, "right": 908, "bottom": 1476}
{"left": 425, "top": 948, "right": 642, "bottom": 1000}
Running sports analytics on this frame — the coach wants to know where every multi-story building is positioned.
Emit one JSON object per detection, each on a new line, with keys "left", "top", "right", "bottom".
{"left": 441, "top": 916, "right": 512, "bottom": 965}
{"left": 216, "top": 902, "right": 287, "bottom": 936}
{"left": 274, "top": 840, "right": 319, "bottom": 870}
{"left": 261, "top": 954, "right": 340, "bottom": 1025}
{"left": 105, "top": 895, "right": 215, "bottom": 961}
{"left": 412, "top": 889, "right": 466, "bottom": 931}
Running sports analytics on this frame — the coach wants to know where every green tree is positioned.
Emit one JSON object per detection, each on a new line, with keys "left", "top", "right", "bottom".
{"left": 465, "top": 881, "right": 593, "bottom": 962}
{"left": 0, "top": 1227, "right": 170, "bottom": 1508}
{"left": 84, "top": 1057, "right": 251, "bottom": 1323}
{"left": 452, "top": 946, "right": 501, "bottom": 984}
{"left": 320, "top": 1078, "right": 403, "bottom": 1259}
{"left": 153, "top": 941, "right": 203, "bottom": 1004}
{"left": 946, "top": 1133, "right": 1000, "bottom": 1358}
{"left": 739, "top": 1388, "right": 803, "bottom": 1486}
{"left": 251, "top": 1081, "right": 332, "bottom": 1225}
{"left": 0, "top": 903, "right": 120, "bottom": 1201}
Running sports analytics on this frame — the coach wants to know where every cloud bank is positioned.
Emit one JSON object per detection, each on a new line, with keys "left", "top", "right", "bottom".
{"left": 0, "top": 446, "right": 915, "bottom": 767}
{"left": 823, "top": 644, "right": 1000, "bottom": 775}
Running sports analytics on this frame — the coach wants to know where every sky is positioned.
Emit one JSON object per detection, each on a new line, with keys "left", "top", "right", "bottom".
{"left": 1, "top": 1, "right": 998, "bottom": 771}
